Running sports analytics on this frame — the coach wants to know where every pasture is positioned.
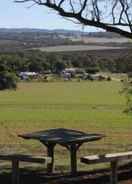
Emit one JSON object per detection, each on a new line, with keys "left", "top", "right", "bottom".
{"left": 36, "top": 45, "right": 122, "bottom": 52}
{"left": 0, "top": 81, "right": 132, "bottom": 170}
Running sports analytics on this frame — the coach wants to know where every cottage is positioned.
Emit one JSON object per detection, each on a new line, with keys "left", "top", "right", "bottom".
{"left": 19, "top": 72, "right": 38, "bottom": 80}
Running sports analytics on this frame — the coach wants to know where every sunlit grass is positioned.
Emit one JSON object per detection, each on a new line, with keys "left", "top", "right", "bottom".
{"left": 0, "top": 81, "right": 132, "bottom": 170}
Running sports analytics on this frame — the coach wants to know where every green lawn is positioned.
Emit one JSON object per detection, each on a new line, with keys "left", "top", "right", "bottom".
{"left": 0, "top": 81, "right": 132, "bottom": 170}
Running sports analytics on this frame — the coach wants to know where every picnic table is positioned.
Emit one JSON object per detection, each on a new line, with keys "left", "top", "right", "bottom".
{"left": 19, "top": 128, "right": 104, "bottom": 174}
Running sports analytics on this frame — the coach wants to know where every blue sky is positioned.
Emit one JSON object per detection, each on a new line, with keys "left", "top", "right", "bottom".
{"left": 0, "top": 0, "right": 99, "bottom": 31}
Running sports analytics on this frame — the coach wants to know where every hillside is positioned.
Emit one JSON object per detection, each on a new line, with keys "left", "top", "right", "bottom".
{"left": 0, "top": 28, "right": 131, "bottom": 52}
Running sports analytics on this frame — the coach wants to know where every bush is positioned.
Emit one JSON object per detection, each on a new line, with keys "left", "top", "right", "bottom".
{"left": 107, "top": 76, "right": 112, "bottom": 81}
{"left": 85, "top": 67, "right": 99, "bottom": 74}
{"left": 121, "top": 78, "right": 132, "bottom": 113}
{"left": 0, "top": 71, "right": 17, "bottom": 90}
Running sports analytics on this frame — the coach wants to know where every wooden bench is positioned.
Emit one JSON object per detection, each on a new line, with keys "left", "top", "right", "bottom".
{"left": 0, "top": 154, "right": 51, "bottom": 184}
{"left": 81, "top": 151, "right": 132, "bottom": 184}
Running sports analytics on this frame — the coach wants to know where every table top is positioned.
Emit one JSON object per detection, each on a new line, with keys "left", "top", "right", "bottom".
{"left": 19, "top": 128, "right": 104, "bottom": 145}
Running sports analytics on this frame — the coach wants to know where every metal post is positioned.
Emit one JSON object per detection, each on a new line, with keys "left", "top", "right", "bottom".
{"left": 47, "top": 144, "right": 55, "bottom": 173}
{"left": 12, "top": 160, "right": 19, "bottom": 184}
{"left": 110, "top": 161, "right": 118, "bottom": 184}
{"left": 70, "top": 144, "right": 77, "bottom": 174}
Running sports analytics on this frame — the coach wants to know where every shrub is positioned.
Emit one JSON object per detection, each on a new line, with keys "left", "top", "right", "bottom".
{"left": 107, "top": 76, "right": 112, "bottom": 81}
{"left": 0, "top": 71, "right": 17, "bottom": 90}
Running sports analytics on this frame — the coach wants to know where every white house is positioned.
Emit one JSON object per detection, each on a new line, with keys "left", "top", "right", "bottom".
{"left": 19, "top": 72, "right": 38, "bottom": 80}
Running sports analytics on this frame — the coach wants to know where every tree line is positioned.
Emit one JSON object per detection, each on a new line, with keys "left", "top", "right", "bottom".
{"left": 0, "top": 50, "right": 132, "bottom": 74}
{"left": 0, "top": 49, "right": 132, "bottom": 90}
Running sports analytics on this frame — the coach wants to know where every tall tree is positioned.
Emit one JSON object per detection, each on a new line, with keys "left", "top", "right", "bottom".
{"left": 16, "top": 0, "right": 132, "bottom": 38}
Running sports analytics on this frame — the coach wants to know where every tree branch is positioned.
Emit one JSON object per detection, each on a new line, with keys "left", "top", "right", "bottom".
{"left": 15, "top": 0, "right": 132, "bottom": 39}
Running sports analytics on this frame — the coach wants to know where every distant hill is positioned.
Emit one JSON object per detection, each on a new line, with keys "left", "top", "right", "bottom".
{"left": 0, "top": 28, "right": 121, "bottom": 37}
{"left": 0, "top": 28, "right": 130, "bottom": 52}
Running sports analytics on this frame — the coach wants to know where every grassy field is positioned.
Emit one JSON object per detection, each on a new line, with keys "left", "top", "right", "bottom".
{"left": 0, "top": 81, "right": 132, "bottom": 170}
{"left": 37, "top": 45, "right": 122, "bottom": 52}
{"left": 71, "top": 37, "right": 130, "bottom": 43}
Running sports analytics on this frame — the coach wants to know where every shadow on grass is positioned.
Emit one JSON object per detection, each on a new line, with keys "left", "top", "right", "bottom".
{"left": 1, "top": 162, "right": 132, "bottom": 184}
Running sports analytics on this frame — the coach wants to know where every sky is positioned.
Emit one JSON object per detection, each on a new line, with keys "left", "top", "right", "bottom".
{"left": 0, "top": 0, "right": 99, "bottom": 31}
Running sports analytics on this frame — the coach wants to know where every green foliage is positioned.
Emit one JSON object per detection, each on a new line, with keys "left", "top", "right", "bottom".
{"left": 53, "top": 61, "right": 66, "bottom": 74}
{"left": 0, "top": 50, "right": 132, "bottom": 76}
{"left": 85, "top": 67, "right": 100, "bottom": 74}
{"left": 0, "top": 71, "right": 17, "bottom": 90}
{"left": 121, "top": 76, "right": 132, "bottom": 112}
{"left": 121, "top": 78, "right": 132, "bottom": 113}
{"left": 0, "top": 58, "right": 17, "bottom": 90}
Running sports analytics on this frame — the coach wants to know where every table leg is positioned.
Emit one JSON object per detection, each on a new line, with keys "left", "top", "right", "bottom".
{"left": 110, "top": 161, "right": 118, "bottom": 184}
{"left": 70, "top": 144, "right": 77, "bottom": 174}
{"left": 12, "top": 160, "right": 19, "bottom": 184}
{"left": 47, "top": 144, "right": 55, "bottom": 173}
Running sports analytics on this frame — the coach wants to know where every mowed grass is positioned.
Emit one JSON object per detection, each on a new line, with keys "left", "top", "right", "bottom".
{"left": 0, "top": 81, "right": 132, "bottom": 159}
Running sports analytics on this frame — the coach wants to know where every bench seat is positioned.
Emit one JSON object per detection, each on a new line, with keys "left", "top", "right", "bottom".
{"left": 0, "top": 154, "right": 51, "bottom": 163}
{"left": 0, "top": 154, "right": 51, "bottom": 184}
{"left": 81, "top": 151, "right": 132, "bottom": 184}
{"left": 81, "top": 151, "right": 132, "bottom": 164}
